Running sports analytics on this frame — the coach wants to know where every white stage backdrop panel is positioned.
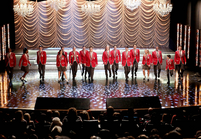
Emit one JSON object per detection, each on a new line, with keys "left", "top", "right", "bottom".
{"left": 14, "top": 0, "right": 170, "bottom": 49}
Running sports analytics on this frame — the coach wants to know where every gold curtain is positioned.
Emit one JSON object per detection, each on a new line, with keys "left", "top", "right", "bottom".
{"left": 14, "top": 0, "right": 170, "bottom": 49}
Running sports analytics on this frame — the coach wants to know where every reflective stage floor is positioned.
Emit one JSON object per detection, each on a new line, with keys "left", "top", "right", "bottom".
{"left": 0, "top": 69, "right": 201, "bottom": 110}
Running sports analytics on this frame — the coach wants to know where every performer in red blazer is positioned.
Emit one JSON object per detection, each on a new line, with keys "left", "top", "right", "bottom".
{"left": 102, "top": 45, "right": 113, "bottom": 79}
{"left": 80, "top": 46, "right": 89, "bottom": 79}
{"left": 69, "top": 46, "right": 81, "bottom": 80}
{"left": 5, "top": 48, "right": 16, "bottom": 82}
{"left": 57, "top": 50, "right": 68, "bottom": 83}
{"left": 130, "top": 44, "right": 140, "bottom": 78}
{"left": 19, "top": 48, "right": 31, "bottom": 82}
{"left": 58, "top": 46, "right": 68, "bottom": 81}
{"left": 37, "top": 45, "right": 47, "bottom": 82}
{"left": 111, "top": 45, "right": 121, "bottom": 78}
{"left": 86, "top": 46, "right": 98, "bottom": 82}
{"left": 174, "top": 46, "right": 187, "bottom": 78}
{"left": 122, "top": 46, "right": 131, "bottom": 80}
{"left": 152, "top": 46, "right": 162, "bottom": 79}
{"left": 142, "top": 49, "right": 152, "bottom": 81}
{"left": 166, "top": 55, "right": 175, "bottom": 84}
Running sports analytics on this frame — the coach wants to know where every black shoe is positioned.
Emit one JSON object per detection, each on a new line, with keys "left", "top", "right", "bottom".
{"left": 147, "top": 79, "right": 149, "bottom": 81}
{"left": 135, "top": 72, "right": 137, "bottom": 77}
{"left": 155, "top": 77, "right": 157, "bottom": 80}
{"left": 167, "top": 81, "right": 170, "bottom": 84}
{"left": 91, "top": 79, "right": 94, "bottom": 82}
{"left": 81, "top": 72, "right": 83, "bottom": 76}
{"left": 66, "top": 80, "right": 69, "bottom": 84}
{"left": 109, "top": 74, "right": 111, "bottom": 78}
{"left": 115, "top": 71, "right": 117, "bottom": 75}
{"left": 143, "top": 78, "right": 145, "bottom": 80}
{"left": 113, "top": 75, "right": 115, "bottom": 79}
{"left": 23, "top": 79, "right": 27, "bottom": 82}
{"left": 58, "top": 79, "right": 61, "bottom": 83}
{"left": 42, "top": 78, "right": 44, "bottom": 82}
{"left": 20, "top": 77, "right": 23, "bottom": 81}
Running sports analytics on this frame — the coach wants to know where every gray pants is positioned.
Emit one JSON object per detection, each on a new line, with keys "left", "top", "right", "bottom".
{"left": 131, "top": 59, "right": 138, "bottom": 76}
{"left": 154, "top": 62, "right": 161, "bottom": 78}
{"left": 104, "top": 61, "right": 111, "bottom": 78}
{"left": 38, "top": 62, "right": 45, "bottom": 79}
{"left": 176, "top": 62, "right": 185, "bottom": 77}
{"left": 167, "top": 69, "right": 173, "bottom": 82}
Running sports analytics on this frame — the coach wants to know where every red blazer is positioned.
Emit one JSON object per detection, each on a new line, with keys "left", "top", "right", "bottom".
{"left": 130, "top": 49, "right": 140, "bottom": 63}
{"left": 5, "top": 52, "right": 16, "bottom": 67}
{"left": 166, "top": 59, "right": 175, "bottom": 70}
{"left": 102, "top": 51, "right": 113, "bottom": 65}
{"left": 122, "top": 51, "right": 132, "bottom": 67}
{"left": 152, "top": 50, "right": 162, "bottom": 65}
{"left": 80, "top": 50, "right": 88, "bottom": 64}
{"left": 86, "top": 51, "right": 98, "bottom": 68}
{"left": 142, "top": 54, "right": 152, "bottom": 66}
{"left": 111, "top": 49, "right": 121, "bottom": 64}
{"left": 19, "top": 54, "right": 31, "bottom": 67}
{"left": 174, "top": 50, "right": 187, "bottom": 65}
{"left": 69, "top": 51, "right": 81, "bottom": 64}
{"left": 37, "top": 51, "right": 47, "bottom": 65}
{"left": 56, "top": 54, "right": 67, "bottom": 67}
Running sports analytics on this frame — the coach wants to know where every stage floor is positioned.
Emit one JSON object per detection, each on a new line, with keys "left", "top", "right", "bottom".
{"left": 0, "top": 69, "right": 201, "bottom": 110}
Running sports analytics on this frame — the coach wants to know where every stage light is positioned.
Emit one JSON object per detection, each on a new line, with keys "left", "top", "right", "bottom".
{"left": 124, "top": 0, "right": 141, "bottom": 11}
{"left": 13, "top": 0, "right": 34, "bottom": 17}
{"left": 153, "top": 0, "right": 173, "bottom": 17}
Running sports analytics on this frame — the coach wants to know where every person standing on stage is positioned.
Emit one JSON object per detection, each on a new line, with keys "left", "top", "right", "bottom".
{"left": 37, "top": 45, "right": 47, "bottom": 82}
{"left": 111, "top": 45, "right": 121, "bottom": 78}
{"left": 86, "top": 46, "right": 98, "bottom": 82}
{"left": 69, "top": 46, "right": 81, "bottom": 80}
{"left": 122, "top": 46, "right": 131, "bottom": 80}
{"left": 5, "top": 48, "right": 16, "bottom": 82}
{"left": 19, "top": 48, "right": 31, "bottom": 82}
{"left": 80, "top": 46, "right": 88, "bottom": 79}
{"left": 166, "top": 55, "right": 175, "bottom": 84}
{"left": 58, "top": 46, "right": 68, "bottom": 81}
{"left": 56, "top": 50, "right": 68, "bottom": 83}
{"left": 130, "top": 44, "right": 140, "bottom": 78}
{"left": 174, "top": 46, "right": 187, "bottom": 79}
{"left": 152, "top": 46, "right": 162, "bottom": 80}
{"left": 142, "top": 49, "right": 152, "bottom": 81}
{"left": 102, "top": 45, "right": 113, "bottom": 79}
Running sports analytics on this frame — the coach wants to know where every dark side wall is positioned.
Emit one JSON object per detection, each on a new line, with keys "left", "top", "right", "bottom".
{"left": 169, "top": 0, "right": 201, "bottom": 69}
{"left": 0, "top": 0, "right": 14, "bottom": 72}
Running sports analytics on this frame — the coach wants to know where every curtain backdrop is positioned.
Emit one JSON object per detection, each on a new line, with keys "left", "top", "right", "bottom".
{"left": 14, "top": 0, "right": 170, "bottom": 49}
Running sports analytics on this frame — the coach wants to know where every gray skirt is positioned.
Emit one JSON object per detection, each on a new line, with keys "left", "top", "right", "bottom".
{"left": 21, "top": 66, "right": 29, "bottom": 73}
{"left": 143, "top": 64, "right": 150, "bottom": 70}
{"left": 58, "top": 65, "right": 66, "bottom": 72}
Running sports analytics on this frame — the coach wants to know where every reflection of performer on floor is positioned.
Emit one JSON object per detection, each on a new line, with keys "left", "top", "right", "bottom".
{"left": 69, "top": 46, "right": 81, "bottom": 80}
{"left": 174, "top": 46, "right": 187, "bottom": 79}
{"left": 37, "top": 45, "right": 47, "bottom": 82}
{"left": 58, "top": 46, "right": 68, "bottom": 81}
{"left": 142, "top": 49, "right": 152, "bottom": 81}
{"left": 102, "top": 45, "right": 113, "bottom": 79}
{"left": 19, "top": 48, "right": 31, "bottom": 82}
{"left": 122, "top": 46, "right": 131, "bottom": 81}
{"left": 5, "top": 48, "right": 16, "bottom": 83}
{"left": 152, "top": 46, "right": 162, "bottom": 80}
{"left": 111, "top": 45, "right": 121, "bottom": 78}
{"left": 166, "top": 55, "right": 175, "bottom": 84}
{"left": 86, "top": 46, "right": 98, "bottom": 82}
{"left": 130, "top": 44, "right": 140, "bottom": 78}
{"left": 80, "top": 46, "right": 88, "bottom": 79}
{"left": 56, "top": 50, "right": 68, "bottom": 84}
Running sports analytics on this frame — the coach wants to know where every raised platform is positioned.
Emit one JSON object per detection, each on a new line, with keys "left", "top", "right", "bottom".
{"left": 14, "top": 48, "right": 175, "bottom": 70}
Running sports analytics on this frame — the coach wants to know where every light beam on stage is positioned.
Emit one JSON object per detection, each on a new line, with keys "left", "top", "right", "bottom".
{"left": 187, "top": 26, "right": 191, "bottom": 59}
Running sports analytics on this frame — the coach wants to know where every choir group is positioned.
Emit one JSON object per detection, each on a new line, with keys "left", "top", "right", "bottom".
{"left": 5, "top": 45, "right": 187, "bottom": 84}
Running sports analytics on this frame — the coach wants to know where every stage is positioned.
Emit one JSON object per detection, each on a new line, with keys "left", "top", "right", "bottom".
{"left": 0, "top": 69, "right": 200, "bottom": 110}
